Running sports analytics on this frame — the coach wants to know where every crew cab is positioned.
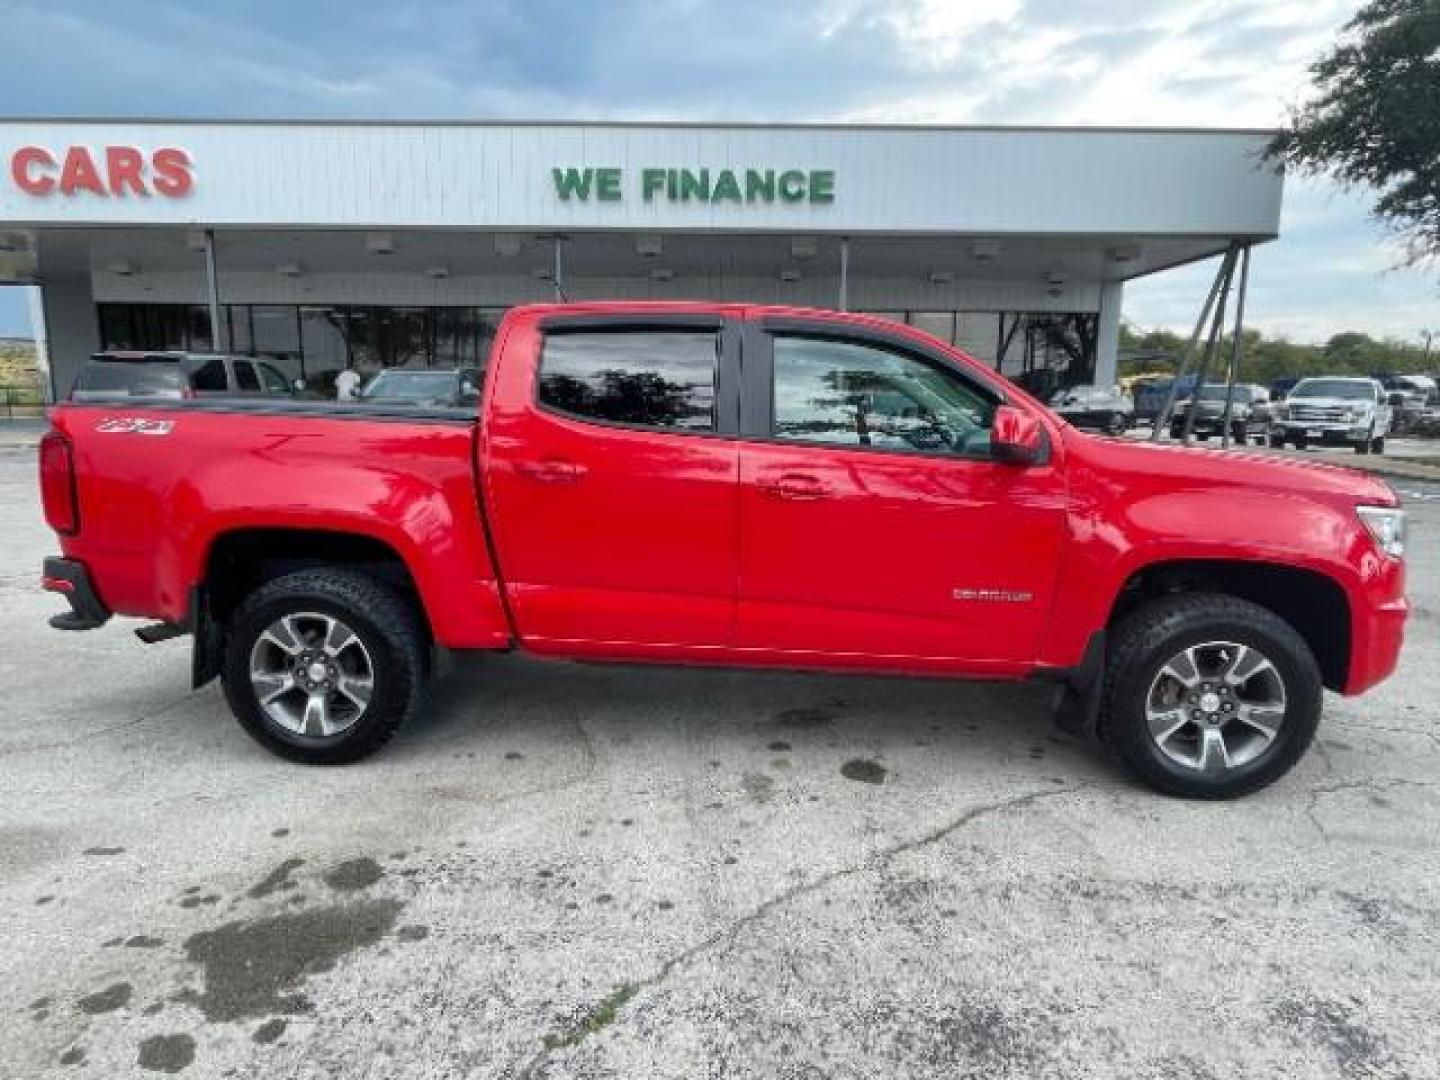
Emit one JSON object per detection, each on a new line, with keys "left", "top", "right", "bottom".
{"left": 38, "top": 304, "right": 1408, "bottom": 798}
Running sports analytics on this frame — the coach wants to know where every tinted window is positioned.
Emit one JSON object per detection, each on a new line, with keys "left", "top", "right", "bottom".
{"left": 192, "top": 359, "right": 228, "bottom": 392}
{"left": 233, "top": 361, "right": 261, "bottom": 392}
{"left": 72, "top": 361, "right": 185, "bottom": 397}
{"left": 772, "top": 335, "right": 997, "bottom": 456}
{"left": 538, "top": 330, "right": 717, "bottom": 431}
{"left": 256, "top": 362, "right": 291, "bottom": 394}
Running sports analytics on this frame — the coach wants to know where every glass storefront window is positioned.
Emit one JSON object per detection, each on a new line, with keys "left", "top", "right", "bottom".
{"left": 227, "top": 306, "right": 253, "bottom": 354}
{"left": 99, "top": 303, "right": 513, "bottom": 391}
{"left": 251, "top": 305, "right": 302, "bottom": 378}
{"left": 299, "top": 307, "right": 354, "bottom": 396}
{"left": 186, "top": 306, "right": 214, "bottom": 353}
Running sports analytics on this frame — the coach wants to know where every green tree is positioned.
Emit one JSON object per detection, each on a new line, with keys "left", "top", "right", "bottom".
{"left": 1270, "top": 0, "right": 1440, "bottom": 265}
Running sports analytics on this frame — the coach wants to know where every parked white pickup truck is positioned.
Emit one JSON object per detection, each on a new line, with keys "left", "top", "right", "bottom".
{"left": 1271, "top": 377, "right": 1393, "bottom": 455}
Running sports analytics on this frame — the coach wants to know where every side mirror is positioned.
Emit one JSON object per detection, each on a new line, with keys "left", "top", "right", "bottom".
{"left": 991, "top": 404, "right": 1046, "bottom": 466}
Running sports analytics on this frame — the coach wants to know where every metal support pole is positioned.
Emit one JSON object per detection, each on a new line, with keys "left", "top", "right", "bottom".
{"left": 1180, "top": 253, "right": 1237, "bottom": 446}
{"left": 203, "top": 228, "right": 227, "bottom": 352}
{"left": 1218, "top": 244, "right": 1252, "bottom": 449}
{"left": 1151, "top": 246, "right": 1235, "bottom": 441}
{"left": 553, "top": 236, "right": 564, "bottom": 302}
{"left": 838, "top": 238, "right": 850, "bottom": 312}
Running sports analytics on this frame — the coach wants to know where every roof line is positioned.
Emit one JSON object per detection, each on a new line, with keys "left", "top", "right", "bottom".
{"left": 0, "top": 117, "right": 1281, "bottom": 136}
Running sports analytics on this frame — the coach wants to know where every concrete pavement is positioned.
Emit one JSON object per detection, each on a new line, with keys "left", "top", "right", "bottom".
{"left": 2, "top": 450, "right": 1438, "bottom": 1078}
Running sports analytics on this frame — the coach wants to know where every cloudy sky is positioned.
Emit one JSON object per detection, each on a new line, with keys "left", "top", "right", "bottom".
{"left": 0, "top": 0, "right": 1434, "bottom": 344}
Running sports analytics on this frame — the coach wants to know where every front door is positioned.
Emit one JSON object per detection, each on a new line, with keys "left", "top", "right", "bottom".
{"left": 736, "top": 323, "right": 1068, "bottom": 671}
{"left": 483, "top": 315, "right": 741, "bottom": 653}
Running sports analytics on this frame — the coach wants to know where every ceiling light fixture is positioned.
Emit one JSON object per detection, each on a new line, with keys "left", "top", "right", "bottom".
{"left": 365, "top": 233, "right": 396, "bottom": 255}
{"left": 928, "top": 270, "right": 955, "bottom": 285}
{"left": 425, "top": 264, "right": 450, "bottom": 279}
{"left": 790, "top": 237, "right": 818, "bottom": 260}
{"left": 650, "top": 267, "right": 675, "bottom": 281}
{"left": 971, "top": 240, "right": 1001, "bottom": 262}
{"left": 275, "top": 261, "right": 303, "bottom": 277}
{"left": 636, "top": 234, "right": 663, "bottom": 258}
{"left": 494, "top": 235, "right": 522, "bottom": 258}
{"left": 779, "top": 267, "right": 802, "bottom": 283}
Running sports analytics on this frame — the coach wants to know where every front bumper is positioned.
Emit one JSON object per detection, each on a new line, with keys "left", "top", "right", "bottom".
{"left": 41, "top": 557, "right": 111, "bottom": 631}
{"left": 1274, "top": 421, "right": 1371, "bottom": 444}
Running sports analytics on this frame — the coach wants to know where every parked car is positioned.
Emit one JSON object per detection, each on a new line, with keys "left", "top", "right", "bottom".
{"left": 1268, "top": 376, "right": 1301, "bottom": 402}
{"left": 1270, "top": 377, "right": 1392, "bottom": 454}
{"left": 1376, "top": 375, "right": 1435, "bottom": 435}
{"left": 359, "top": 367, "right": 482, "bottom": 408}
{"left": 70, "top": 351, "right": 298, "bottom": 402}
{"left": 40, "top": 303, "right": 1408, "bottom": 799}
{"left": 1048, "top": 384, "right": 1134, "bottom": 435}
{"left": 1168, "top": 383, "right": 1273, "bottom": 444}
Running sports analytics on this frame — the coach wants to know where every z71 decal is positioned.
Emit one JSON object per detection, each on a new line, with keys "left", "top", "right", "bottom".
{"left": 96, "top": 417, "right": 175, "bottom": 436}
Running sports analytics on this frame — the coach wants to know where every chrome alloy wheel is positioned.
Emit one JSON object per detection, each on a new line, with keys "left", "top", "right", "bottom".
{"left": 1145, "top": 641, "right": 1287, "bottom": 772}
{"left": 248, "top": 612, "right": 375, "bottom": 737}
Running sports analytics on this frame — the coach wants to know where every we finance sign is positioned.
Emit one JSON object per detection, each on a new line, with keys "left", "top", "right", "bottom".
{"left": 551, "top": 166, "right": 835, "bottom": 205}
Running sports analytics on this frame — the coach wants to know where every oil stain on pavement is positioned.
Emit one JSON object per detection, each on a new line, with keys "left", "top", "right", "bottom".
{"left": 177, "top": 896, "right": 404, "bottom": 1021}
{"left": 840, "top": 758, "right": 888, "bottom": 784}
{"left": 40, "top": 852, "right": 425, "bottom": 1074}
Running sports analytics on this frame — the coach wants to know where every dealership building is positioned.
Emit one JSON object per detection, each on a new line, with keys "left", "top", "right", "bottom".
{"left": 0, "top": 120, "right": 1284, "bottom": 400}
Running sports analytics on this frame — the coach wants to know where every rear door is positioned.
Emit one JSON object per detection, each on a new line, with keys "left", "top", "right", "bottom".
{"left": 482, "top": 312, "right": 742, "bottom": 653}
{"left": 735, "top": 316, "right": 1068, "bottom": 671}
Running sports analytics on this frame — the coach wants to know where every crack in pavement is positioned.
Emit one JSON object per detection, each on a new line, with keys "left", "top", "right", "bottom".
{"left": 518, "top": 781, "right": 1100, "bottom": 1075}
{"left": 0, "top": 692, "right": 201, "bottom": 759}
{"left": 1303, "top": 777, "right": 1440, "bottom": 841}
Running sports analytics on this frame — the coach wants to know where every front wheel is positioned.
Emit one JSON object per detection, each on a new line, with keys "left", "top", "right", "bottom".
{"left": 1098, "top": 593, "right": 1321, "bottom": 799}
{"left": 221, "top": 568, "right": 428, "bottom": 764}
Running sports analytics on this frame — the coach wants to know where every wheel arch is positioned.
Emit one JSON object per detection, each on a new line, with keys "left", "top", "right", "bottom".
{"left": 1107, "top": 558, "right": 1351, "bottom": 692}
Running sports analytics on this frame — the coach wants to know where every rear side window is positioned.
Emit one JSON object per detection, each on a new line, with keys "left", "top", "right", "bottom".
{"left": 72, "top": 362, "right": 185, "bottom": 397}
{"left": 538, "top": 330, "right": 717, "bottom": 432}
{"left": 233, "top": 361, "right": 261, "bottom": 392}
{"left": 192, "top": 359, "right": 228, "bottom": 392}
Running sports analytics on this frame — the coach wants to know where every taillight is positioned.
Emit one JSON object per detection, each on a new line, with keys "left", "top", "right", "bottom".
{"left": 39, "top": 431, "right": 79, "bottom": 535}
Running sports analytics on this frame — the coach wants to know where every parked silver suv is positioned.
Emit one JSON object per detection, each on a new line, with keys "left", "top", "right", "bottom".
{"left": 70, "top": 351, "right": 298, "bottom": 402}
{"left": 1270, "top": 377, "right": 1391, "bottom": 455}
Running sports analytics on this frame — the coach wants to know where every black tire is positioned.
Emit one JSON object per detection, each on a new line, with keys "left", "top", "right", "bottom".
{"left": 1372, "top": 436, "right": 1385, "bottom": 455}
{"left": 1098, "top": 593, "right": 1322, "bottom": 799}
{"left": 1269, "top": 434, "right": 1285, "bottom": 449}
{"left": 221, "top": 568, "right": 427, "bottom": 764}
{"left": 1293, "top": 434, "right": 1308, "bottom": 451}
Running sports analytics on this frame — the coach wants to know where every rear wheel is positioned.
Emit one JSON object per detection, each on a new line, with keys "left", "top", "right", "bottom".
{"left": 1371, "top": 435, "right": 1386, "bottom": 455}
{"left": 1099, "top": 593, "right": 1321, "bottom": 799}
{"left": 222, "top": 568, "right": 427, "bottom": 764}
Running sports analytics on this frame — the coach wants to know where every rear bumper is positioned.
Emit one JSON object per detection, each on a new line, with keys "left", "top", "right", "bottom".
{"left": 41, "top": 556, "right": 111, "bottom": 631}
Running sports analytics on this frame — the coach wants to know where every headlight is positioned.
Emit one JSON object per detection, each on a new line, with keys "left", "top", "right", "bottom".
{"left": 1357, "top": 506, "right": 1405, "bottom": 559}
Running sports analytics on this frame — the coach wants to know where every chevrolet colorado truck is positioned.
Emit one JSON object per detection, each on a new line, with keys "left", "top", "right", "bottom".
{"left": 39, "top": 303, "right": 1408, "bottom": 798}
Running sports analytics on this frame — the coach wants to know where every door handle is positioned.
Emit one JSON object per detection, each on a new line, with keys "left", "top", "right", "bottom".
{"left": 757, "top": 473, "right": 830, "bottom": 500}
{"left": 515, "top": 459, "right": 588, "bottom": 484}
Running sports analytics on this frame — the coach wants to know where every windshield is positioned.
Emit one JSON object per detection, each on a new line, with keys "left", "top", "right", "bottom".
{"left": 361, "top": 371, "right": 460, "bottom": 400}
{"left": 1290, "top": 379, "right": 1374, "bottom": 400}
{"left": 1194, "top": 385, "right": 1254, "bottom": 402}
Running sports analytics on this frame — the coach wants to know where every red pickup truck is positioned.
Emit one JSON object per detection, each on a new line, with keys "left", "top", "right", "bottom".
{"left": 39, "top": 303, "right": 1408, "bottom": 798}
